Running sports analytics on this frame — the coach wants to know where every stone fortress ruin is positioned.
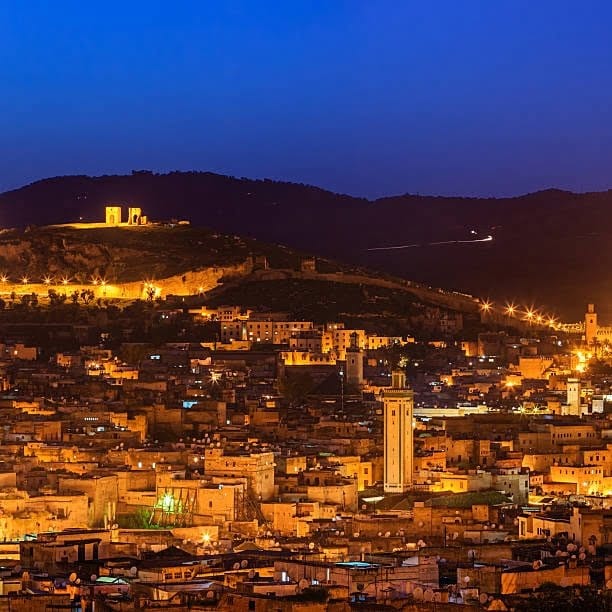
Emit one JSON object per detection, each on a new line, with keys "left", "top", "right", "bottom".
{"left": 105, "top": 206, "right": 147, "bottom": 226}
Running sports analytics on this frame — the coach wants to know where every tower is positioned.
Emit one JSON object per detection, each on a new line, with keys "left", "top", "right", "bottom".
{"left": 383, "top": 370, "right": 414, "bottom": 493}
{"left": 585, "top": 303, "right": 598, "bottom": 345}
{"left": 567, "top": 378, "right": 581, "bottom": 415}
{"left": 345, "top": 332, "right": 363, "bottom": 387}
{"left": 105, "top": 206, "right": 122, "bottom": 226}
{"left": 128, "top": 207, "right": 142, "bottom": 225}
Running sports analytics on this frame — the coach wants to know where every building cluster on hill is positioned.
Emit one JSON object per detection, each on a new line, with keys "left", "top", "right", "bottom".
{"left": 0, "top": 300, "right": 607, "bottom": 609}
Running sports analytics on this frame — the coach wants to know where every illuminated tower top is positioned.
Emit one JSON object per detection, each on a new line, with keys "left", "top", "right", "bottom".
{"left": 585, "top": 303, "right": 598, "bottom": 346}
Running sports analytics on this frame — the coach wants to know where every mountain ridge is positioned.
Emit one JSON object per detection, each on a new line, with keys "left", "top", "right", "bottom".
{"left": 1, "top": 171, "right": 611, "bottom": 320}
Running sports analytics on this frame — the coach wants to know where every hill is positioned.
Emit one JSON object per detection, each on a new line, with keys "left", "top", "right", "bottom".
{"left": 0, "top": 224, "right": 491, "bottom": 337}
{"left": 1, "top": 171, "right": 610, "bottom": 319}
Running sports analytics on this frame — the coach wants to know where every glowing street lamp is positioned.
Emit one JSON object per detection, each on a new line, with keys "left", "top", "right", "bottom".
{"left": 21, "top": 276, "right": 29, "bottom": 284}
{"left": 505, "top": 303, "right": 516, "bottom": 316}
{"left": 480, "top": 300, "right": 492, "bottom": 313}
{"left": 61, "top": 277, "right": 70, "bottom": 286}
{"left": 43, "top": 276, "right": 52, "bottom": 285}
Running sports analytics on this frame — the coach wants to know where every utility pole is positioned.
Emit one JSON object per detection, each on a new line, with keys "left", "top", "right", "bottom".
{"left": 339, "top": 367, "right": 344, "bottom": 412}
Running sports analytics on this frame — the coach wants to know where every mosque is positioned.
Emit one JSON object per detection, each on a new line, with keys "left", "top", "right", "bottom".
{"left": 585, "top": 303, "right": 612, "bottom": 345}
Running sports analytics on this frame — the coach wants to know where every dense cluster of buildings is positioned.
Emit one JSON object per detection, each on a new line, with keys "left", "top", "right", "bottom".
{"left": 0, "top": 296, "right": 606, "bottom": 610}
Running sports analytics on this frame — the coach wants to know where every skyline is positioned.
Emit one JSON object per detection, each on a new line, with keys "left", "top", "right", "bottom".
{"left": 2, "top": 1, "right": 612, "bottom": 198}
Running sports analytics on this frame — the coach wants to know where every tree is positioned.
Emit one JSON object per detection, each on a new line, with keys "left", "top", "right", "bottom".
{"left": 80, "top": 289, "right": 95, "bottom": 305}
{"left": 48, "top": 289, "right": 66, "bottom": 306}
{"left": 279, "top": 371, "right": 314, "bottom": 406}
{"left": 145, "top": 286, "right": 156, "bottom": 301}
{"left": 70, "top": 290, "right": 80, "bottom": 304}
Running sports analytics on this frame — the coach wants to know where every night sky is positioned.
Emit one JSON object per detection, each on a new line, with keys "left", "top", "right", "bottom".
{"left": 1, "top": 1, "right": 611, "bottom": 198}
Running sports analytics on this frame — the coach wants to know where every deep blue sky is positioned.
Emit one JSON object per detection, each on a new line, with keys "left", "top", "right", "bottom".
{"left": 1, "top": 1, "right": 612, "bottom": 198}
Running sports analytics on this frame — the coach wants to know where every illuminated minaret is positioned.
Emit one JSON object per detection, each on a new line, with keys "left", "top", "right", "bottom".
{"left": 383, "top": 370, "right": 414, "bottom": 493}
{"left": 585, "top": 303, "right": 598, "bottom": 345}
{"left": 567, "top": 378, "right": 581, "bottom": 415}
{"left": 345, "top": 332, "right": 363, "bottom": 387}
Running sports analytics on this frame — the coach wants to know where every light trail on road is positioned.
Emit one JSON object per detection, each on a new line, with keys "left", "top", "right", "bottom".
{"left": 367, "top": 235, "right": 493, "bottom": 251}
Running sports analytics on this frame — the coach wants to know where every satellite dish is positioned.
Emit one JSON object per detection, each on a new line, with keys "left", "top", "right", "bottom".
{"left": 75, "top": 578, "right": 81, "bottom": 585}
{"left": 240, "top": 560, "right": 248, "bottom": 569}
{"left": 424, "top": 589, "right": 434, "bottom": 602}
{"left": 69, "top": 573, "right": 77, "bottom": 583}
{"left": 579, "top": 552, "right": 586, "bottom": 561}
{"left": 90, "top": 574, "right": 97, "bottom": 582}
{"left": 233, "top": 563, "right": 240, "bottom": 570}
{"left": 130, "top": 567, "right": 138, "bottom": 576}
{"left": 248, "top": 570, "right": 256, "bottom": 579}
{"left": 206, "top": 591, "right": 215, "bottom": 599}
{"left": 298, "top": 578, "right": 309, "bottom": 590}
{"left": 308, "top": 542, "right": 315, "bottom": 550}
{"left": 413, "top": 587, "right": 424, "bottom": 601}
{"left": 479, "top": 593, "right": 489, "bottom": 605}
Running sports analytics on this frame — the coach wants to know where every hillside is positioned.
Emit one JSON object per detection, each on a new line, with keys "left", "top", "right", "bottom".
{"left": 1, "top": 172, "right": 610, "bottom": 319}
{"left": 0, "top": 224, "right": 491, "bottom": 337}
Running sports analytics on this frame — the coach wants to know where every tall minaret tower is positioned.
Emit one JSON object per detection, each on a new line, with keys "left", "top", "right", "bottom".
{"left": 585, "top": 303, "right": 598, "bottom": 345}
{"left": 383, "top": 370, "right": 414, "bottom": 493}
{"left": 345, "top": 332, "right": 364, "bottom": 388}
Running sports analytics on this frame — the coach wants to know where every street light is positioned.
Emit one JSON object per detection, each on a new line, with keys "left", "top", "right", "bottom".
{"left": 480, "top": 300, "right": 492, "bottom": 313}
